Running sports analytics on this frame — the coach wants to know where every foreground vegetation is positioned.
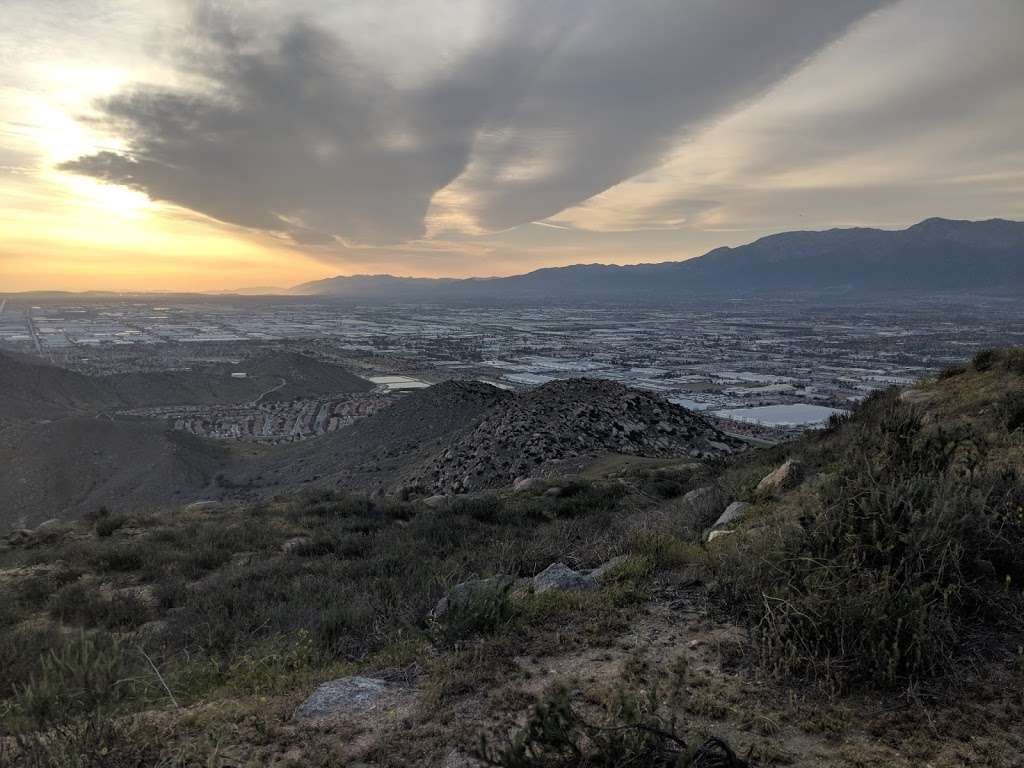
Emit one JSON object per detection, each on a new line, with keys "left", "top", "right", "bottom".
{"left": 1, "top": 349, "right": 1023, "bottom": 766}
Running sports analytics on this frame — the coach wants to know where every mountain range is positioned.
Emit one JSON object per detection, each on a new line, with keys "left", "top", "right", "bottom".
{"left": 296, "top": 218, "right": 1024, "bottom": 300}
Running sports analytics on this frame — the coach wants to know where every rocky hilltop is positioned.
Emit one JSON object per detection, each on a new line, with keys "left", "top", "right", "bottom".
{"left": 409, "top": 378, "right": 742, "bottom": 493}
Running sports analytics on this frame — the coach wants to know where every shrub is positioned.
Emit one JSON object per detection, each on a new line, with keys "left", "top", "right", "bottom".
{"left": 971, "top": 347, "right": 1024, "bottom": 374}
{"left": 91, "top": 544, "right": 144, "bottom": 573}
{"left": 937, "top": 365, "right": 966, "bottom": 380}
{"left": 973, "top": 348, "right": 999, "bottom": 371}
{"left": 13, "top": 631, "right": 144, "bottom": 726}
{"left": 1000, "top": 392, "right": 1024, "bottom": 432}
{"left": 712, "top": 392, "right": 1024, "bottom": 689}
{"left": 48, "top": 583, "right": 151, "bottom": 631}
{"left": 4, "top": 714, "right": 163, "bottom": 768}
{"left": 94, "top": 515, "right": 126, "bottom": 538}
{"left": 436, "top": 578, "right": 515, "bottom": 646}
{"left": 476, "top": 683, "right": 748, "bottom": 768}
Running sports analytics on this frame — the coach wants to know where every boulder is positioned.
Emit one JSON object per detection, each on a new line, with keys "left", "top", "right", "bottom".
{"left": 533, "top": 563, "right": 598, "bottom": 594}
{"left": 444, "top": 749, "right": 485, "bottom": 768}
{"left": 712, "top": 502, "right": 749, "bottom": 530}
{"left": 681, "top": 486, "right": 713, "bottom": 504}
{"left": 423, "top": 494, "right": 448, "bottom": 509}
{"left": 32, "top": 519, "right": 68, "bottom": 544}
{"left": 512, "top": 477, "right": 543, "bottom": 493}
{"left": 432, "top": 576, "right": 514, "bottom": 619}
{"left": 589, "top": 555, "right": 629, "bottom": 582}
{"left": 755, "top": 459, "right": 804, "bottom": 495}
{"left": 231, "top": 551, "right": 256, "bottom": 567}
{"left": 185, "top": 500, "right": 222, "bottom": 513}
{"left": 281, "top": 536, "right": 312, "bottom": 554}
{"left": 6, "top": 529, "right": 33, "bottom": 547}
{"left": 293, "top": 676, "right": 397, "bottom": 722}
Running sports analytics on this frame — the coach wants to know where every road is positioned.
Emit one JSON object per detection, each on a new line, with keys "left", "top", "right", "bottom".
{"left": 253, "top": 377, "right": 287, "bottom": 405}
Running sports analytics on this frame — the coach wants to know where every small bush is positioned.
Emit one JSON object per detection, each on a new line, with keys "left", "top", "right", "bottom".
{"left": 94, "top": 515, "right": 126, "bottom": 538}
{"left": 973, "top": 348, "right": 999, "bottom": 371}
{"left": 972, "top": 347, "right": 1024, "bottom": 374}
{"left": 937, "top": 365, "right": 966, "bottom": 380}
{"left": 48, "top": 583, "right": 151, "bottom": 631}
{"left": 91, "top": 544, "right": 144, "bottom": 573}
{"left": 1000, "top": 392, "right": 1024, "bottom": 432}
{"left": 629, "top": 532, "right": 700, "bottom": 571}
{"left": 437, "top": 578, "right": 515, "bottom": 646}
{"left": 14, "top": 631, "right": 144, "bottom": 726}
{"left": 4, "top": 714, "right": 163, "bottom": 768}
{"left": 476, "top": 684, "right": 748, "bottom": 768}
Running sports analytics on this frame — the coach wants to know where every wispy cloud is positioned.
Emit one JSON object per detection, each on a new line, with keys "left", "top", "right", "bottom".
{"left": 59, "top": 1, "right": 889, "bottom": 250}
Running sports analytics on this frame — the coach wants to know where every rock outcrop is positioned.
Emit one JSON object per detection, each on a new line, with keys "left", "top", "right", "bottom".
{"left": 432, "top": 576, "right": 515, "bottom": 619}
{"left": 293, "top": 676, "right": 403, "bottom": 722}
{"left": 533, "top": 563, "right": 599, "bottom": 594}
{"left": 755, "top": 459, "right": 804, "bottom": 495}
{"left": 411, "top": 379, "right": 743, "bottom": 493}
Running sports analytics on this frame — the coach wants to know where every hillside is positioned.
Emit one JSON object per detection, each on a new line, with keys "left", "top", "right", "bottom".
{"left": 238, "top": 378, "right": 739, "bottom": 497}
{"left": 296, "top": 217, "right": 1024, "bottom": 300}
{"left": 0, "top": 351, "right": 371, "bottom": 417}
{"left": 0, "top": 417, "right": 230, "bottom": 529}
{"left": 239, "top": 380, "right": 513, "bottom": 493}
{"left": 104, "top": 351, "right": 372, "bottom": 407}
{"left": 1, "top": 349, "right": 1021, "bottom": 766}
{"left": 0, "top": 352, "right": 120, "bottom": 419}
{"left": 407, "top": 378, "right": 742, "bottom": 492}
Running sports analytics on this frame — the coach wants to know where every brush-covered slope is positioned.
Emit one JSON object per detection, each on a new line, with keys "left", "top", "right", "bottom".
{"left": 408, "top": 378, "right": 743, "bottom": 493}
{"left": 0, "top": 352, "right": 120, "bottom": 419}
{"left": 0, "top": 417, "right": 229, "bottom": 529}
{"left": 104, "top": 351, "right": 371, "bottom": 407}
{"left": 242, "top": 380, "right": 512, "bottom": 491}
{"left": 706, "top": 347, "right": 1024, "bottom": 690}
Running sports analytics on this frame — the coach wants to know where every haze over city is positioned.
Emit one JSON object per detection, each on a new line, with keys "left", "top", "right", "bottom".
{"left": 2, "top": 0, "right": 1022, "bottom": 292}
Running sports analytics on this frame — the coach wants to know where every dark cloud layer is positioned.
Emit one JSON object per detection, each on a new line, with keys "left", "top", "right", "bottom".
{"left": 62, "top": 1, "right": 889, "bottom": 248}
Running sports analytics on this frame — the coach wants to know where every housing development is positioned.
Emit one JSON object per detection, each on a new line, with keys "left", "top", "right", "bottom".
{"left": 3, "top": 294, "right": 1019, "bottom": 442}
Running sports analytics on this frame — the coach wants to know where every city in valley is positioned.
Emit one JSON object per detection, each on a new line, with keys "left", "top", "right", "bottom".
{"left": 2, "top": 294, "right": 1019, "bottom": 443}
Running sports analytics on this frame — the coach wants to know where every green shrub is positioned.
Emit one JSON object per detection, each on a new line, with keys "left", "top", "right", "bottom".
{"left": 437, "top": 578, "right": 515, "bottom": 646}
{"left": 475, "top": 683, "right": 747, "bottom": 768}
{"left": 972, "top": 347, "right": 1024, "bottom": 374}
{"left": 973, "top": 348, "right": 999, "bottom": 371}
{"left": 629, "top": 532, "right": 700, "bottom": 571}
{"left": 13, "top": 631, "right": 144, "bottom": 726}
{"left": 91, "top": 544, "right": 144, "bottom": 573}
{"left": 3, "top": 714, "right": 163, "bottom": 768}
{"left": 712, "top": 392, "right": 1024, "bottom": 689}
{"left": 1000, "top": 392, "right": 1024, "bottom": 432}
{"left": 48, "top": 583, "right": 151, "bottom": 631}
{"left": 94, "top": 515, "right": 126, "bottom": 538}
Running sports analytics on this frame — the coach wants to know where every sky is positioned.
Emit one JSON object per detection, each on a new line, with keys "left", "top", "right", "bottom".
{"left": 1, "top": 0, "right": 1022, "bottom": 292}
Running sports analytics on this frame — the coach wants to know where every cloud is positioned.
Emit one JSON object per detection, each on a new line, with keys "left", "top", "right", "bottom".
{"left": 60, "top": 1, "right": 889, "bottom": 251}
{"left": 550, "top": 0, "right": 1024, "bottom": 236}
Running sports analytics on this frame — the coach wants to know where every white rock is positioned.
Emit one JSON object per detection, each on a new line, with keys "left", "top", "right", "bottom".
{"left": 185, "top": 500, "right": 222, "bottom": 512}
{"left": 713, "top": 501, "right": 749, "bottom": 530}
{"left": 533, "top": 563, "right": 598, "bottom": 594}
{"left": 512, "top": 477, "right": 542, "bottom": 493}
{"left": 589, "top": 555, "right": 629, "bottom": 582}
{"left": 755, "top": 459, "right": 804, "bottom": 495}
{"left": 293, "top": 676, "right": 396, "bottom": 721}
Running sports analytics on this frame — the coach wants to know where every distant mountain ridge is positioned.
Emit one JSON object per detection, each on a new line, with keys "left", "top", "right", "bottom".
{"left": 295, "top": 218, "right": 1024, "bottom": 299}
